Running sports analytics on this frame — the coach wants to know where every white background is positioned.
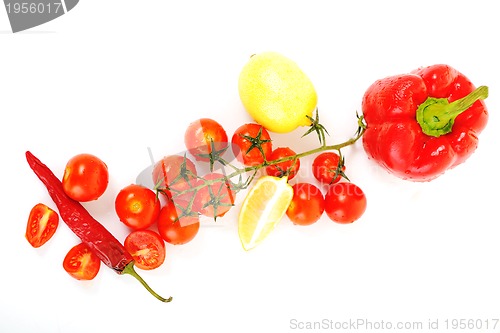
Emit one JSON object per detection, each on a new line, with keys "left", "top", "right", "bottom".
{"left": 1, "top": 1, "right": 499, "bottom": 332}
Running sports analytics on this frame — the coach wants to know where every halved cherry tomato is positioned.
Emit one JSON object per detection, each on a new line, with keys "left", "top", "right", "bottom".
{"left": 184, "top": 118, "right": 228, "bottom": 162}
{"left": 62, "top": 153, "right": 109, "bottom": 202}
{"left": 286, "top": 183, "right": 324, "bottom": 226}
{"left": 115, "top": 184, "right": 161, "bottom": 230}
{"left": 312, "top": 152, "right": 346, "bottom": 184}
{"left": 124, "top": 230, "right": 166, "bottom": 270}
{"left": 25, "top": 203, "right": 59, "bottom": 248}
{"left": 152, "top": 155, "right": 198, "bottom": 199}
{"left": 324, "top": 182, "right": 367, "bottom": 224}
{"left": 266, "top": 147, "right": 300, "bottom": 180}
{"left": 231, "top": 123, "right": 273, "bottom": 166}
{"left": 194, "top": 172, "right": 236, "bottom": 219}
{"left": 157, "top": 199, "right": 200, "bottom": 245}
{"left": 63, "top": 242, "right": 101, "bottom": 280}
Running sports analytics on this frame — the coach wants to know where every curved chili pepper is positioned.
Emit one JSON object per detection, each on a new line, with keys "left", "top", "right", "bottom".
{"left": 362, "top": 64, "right": 488, "bottom": 181}
{"left": 26, "top": 151, "right": 172, "bottom": 302}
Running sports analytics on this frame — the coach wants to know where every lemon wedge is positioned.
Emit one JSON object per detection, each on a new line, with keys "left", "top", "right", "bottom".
{"left": 238, "top": 176, "right": 293, "bottom": 251}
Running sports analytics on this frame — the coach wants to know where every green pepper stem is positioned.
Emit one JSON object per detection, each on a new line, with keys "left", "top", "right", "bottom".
{"left": 122, "top": 262, "right": 172, "bottom": 302}
{"left": 416, "top": 86, "right": 488, "bottom": 137}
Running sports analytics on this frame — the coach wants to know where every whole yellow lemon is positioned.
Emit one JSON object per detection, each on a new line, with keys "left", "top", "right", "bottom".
{"left": 238, "top": 52, "right": 318, "bottom": 133}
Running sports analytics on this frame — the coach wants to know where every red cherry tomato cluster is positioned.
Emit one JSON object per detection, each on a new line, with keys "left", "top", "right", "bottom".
{"left": 26, "top": 117, "right": 367, "bottom": 283}
{"left": 178, "top": 118, "right": 367, "bottom": 227}
{"left": 286, "top": 152, "right": 367, "bottom": 226}
{"left": 26, "top": 153, "right": 169, "bottom": 280}
{"left": 152, "top": 119, "right": 236, "bottom": 245}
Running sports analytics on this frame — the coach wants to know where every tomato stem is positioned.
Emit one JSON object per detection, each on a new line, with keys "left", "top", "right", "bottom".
{"left": 122, "top": 262, "right": 172, "bottom": 302}
{"left": 303, "top": 108, "right": 330, "bottom": 146}
{"left": 236, "top": 115, "right": 366, "bottom": 176}
{"left": 170, "top": 114, "right": 367, "bottom": 200}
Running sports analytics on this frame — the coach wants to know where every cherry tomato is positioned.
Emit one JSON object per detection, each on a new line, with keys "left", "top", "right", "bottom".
{"left": 124, "top": 230, "right": 166, "bottom": 270}
{"left": 25, "top": 203, "right": 59, "bottom": 248}
{"left": 312, "top": 152, "right": 346, "bottom": 184}
{"left": 286, "top": 183, "right": 325, "bottom": 226}
{"left": 63, "top": 243, "right": 101, "bottom": 280}
{"left": 157, "top": 199, "right": 200, "bottom": 245}
{"left": 62, "top": 153, "right": 109, "bottom": 202}
{"left": 266, "top": 147, "right": 300, "bottom": 180}
{"left": 115, "top": 184, "right": 161, "bottom": 230}
{"left": 184, "top": 118, "right": 228, "bottom": 162}
{"left": 324, "top": 182, "right": 367, "bottom": 224}
{"left": 231, "top": 123, "right": 273, "bottom": 166}
{"left": 152, "top": 155, "right": 198, "bottom": 199}
{"left": 194, "top": 172, "right": 235, "bottom": 219}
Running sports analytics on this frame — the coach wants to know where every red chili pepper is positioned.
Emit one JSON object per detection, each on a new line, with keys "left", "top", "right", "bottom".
{"left": 362, "top": 64, "right": 488, "bottom": 181}
{"left": 26, "top": 151, "right": 172, "bottom": 302}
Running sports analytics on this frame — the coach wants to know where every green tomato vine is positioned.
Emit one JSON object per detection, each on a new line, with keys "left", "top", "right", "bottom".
{"left": 154, "top": 110, "right": 367, "bottom": 221}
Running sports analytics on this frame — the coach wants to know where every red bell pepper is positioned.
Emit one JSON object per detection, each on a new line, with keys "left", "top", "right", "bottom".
{"left": 362, "top": 64, "right": 489, "bottom": 181}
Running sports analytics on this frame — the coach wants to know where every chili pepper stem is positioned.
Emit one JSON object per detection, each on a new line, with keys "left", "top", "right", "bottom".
{"left": 416, "top": 86, "right": 488, "bottom": 137}
{"left": 122, "top": 262, "right": 172, "bottom": 302}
